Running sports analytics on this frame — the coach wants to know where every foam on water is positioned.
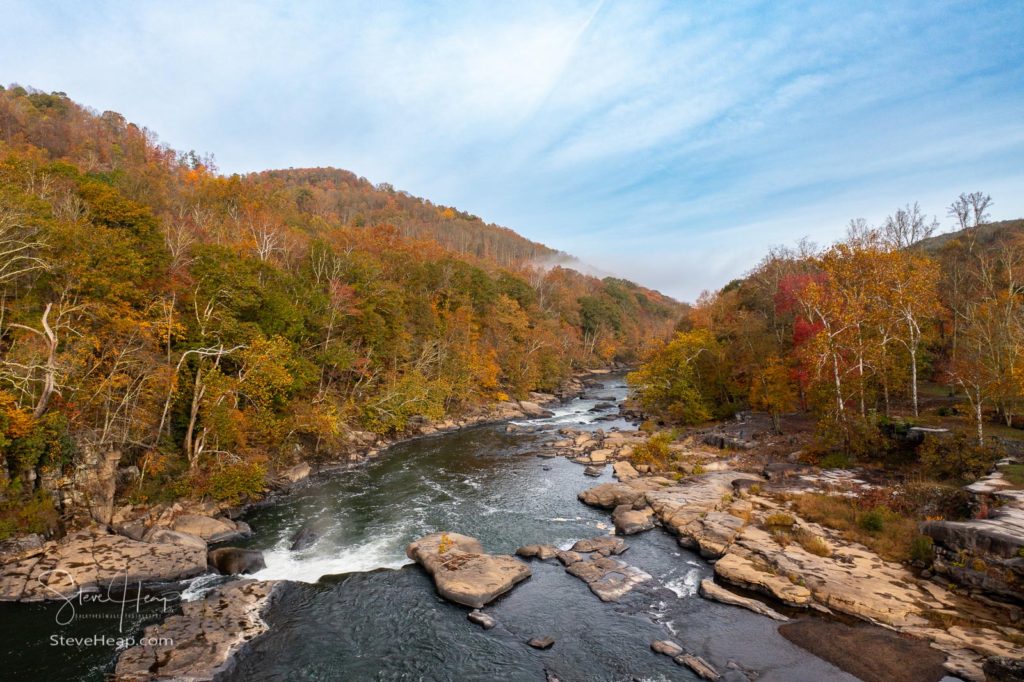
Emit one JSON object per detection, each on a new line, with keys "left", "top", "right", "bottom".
{"left": 250, "top": 531, "right": 412, "bottom": 583}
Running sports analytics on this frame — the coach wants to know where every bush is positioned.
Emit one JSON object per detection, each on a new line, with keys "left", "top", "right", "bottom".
{"left": 631, "top": 432, "right": 673, "bottom": 469}
{"left": 918, "top": 431, "right": 1002, "bottom": 482}
{"left": 858, "top": 507, "right": 886, "bottom": 532}
{"left": 909, "top": 535, "right": 934, "bottom": 563}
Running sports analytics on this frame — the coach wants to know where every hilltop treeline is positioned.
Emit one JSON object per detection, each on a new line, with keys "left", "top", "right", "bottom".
{"left": 631, "top": 196, "right": 1023, "bottom": 471}
{"left": 0, "top": 85, "right": 682, "bottom": 534}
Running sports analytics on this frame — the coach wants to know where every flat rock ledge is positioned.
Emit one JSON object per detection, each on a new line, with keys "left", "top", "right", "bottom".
{"left": 699, "top": 578, "right": 788, "bottom": 621}
{"left": 407, "top": 532, "right": 531, "bottom": 609}
{"left": 578, "top": 472, "right": 1024, "bottom": 681}
{"left": 115, "top": 579, "right": 277, "bottom": 681}
{"left": 0, "top": 529, "right": 206, "bottom": 601}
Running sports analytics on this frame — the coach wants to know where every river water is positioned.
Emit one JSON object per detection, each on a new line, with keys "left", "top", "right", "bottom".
{"left": 0, "top": 375, "right": 856, "bottom": 681}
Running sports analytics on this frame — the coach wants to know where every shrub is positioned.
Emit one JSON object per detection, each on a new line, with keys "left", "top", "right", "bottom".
{"left": 918, "top": 431, "right": 1002, "bottom": 482}
{"left": 630, "top": 432, "right": 673, "bottom": 469}
{"left": 858, "top": 507, "right": 886, "bottom": 532}
{"left": 909, "top": 535, "right": 934, "bottom": 563}
{"left": 764, "top": 512, "right": 795, "bottom": 527}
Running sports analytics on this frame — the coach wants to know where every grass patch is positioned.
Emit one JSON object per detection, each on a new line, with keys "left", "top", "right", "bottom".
{"left": 788, "top": 493, "right": 921, "bottom": 562}
{"left": 795, "top": 529, "right": 832, "bottom": 557}
{"left": 1001, "top": 464, "right": 1024, "bottom": 487}
{"left": 763, "top": 512, "right": 795, "bottom": 528}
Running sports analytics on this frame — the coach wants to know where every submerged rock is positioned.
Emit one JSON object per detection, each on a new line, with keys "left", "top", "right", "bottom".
{"left": 290, "top": 518, "right": 330, "bottom": 551}
{"left": 115, "top": 579, "right": 276, "bottom": 681}
{"left": 208, "top": 547, "right": 266, "bottom": 575}
{"left": 583, "top": 465, "right": 603, "bottom": 477}
{"left": 467, "top": 609, "right": 497, "bottom": 630}
{"left": 651, "top": 639, "right": 684, "bottom": 657}
{"left": 675, "top": 653, "right": 720, "bottom": 680}
{"left": 406, "top": 532, "right": 531, "bottom": 609}
{"left": 528, "top": 636, "right": 555, "bottom": 649}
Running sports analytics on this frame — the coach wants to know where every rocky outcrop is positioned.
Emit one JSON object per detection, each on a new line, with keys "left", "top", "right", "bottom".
{"left": 40, "top": 446, "right": 122, "bottom": 526}
{"left": 699, "top": 578, "right": 788, "bottom": 621}
{"left": 0, "top": 530, "right": 206, "bottom": 601}
{"left": 406, "top": 532, "right": 531, "bottom": 609}
{"left": 115, "top": 579, "right": 276, "bottom": 681}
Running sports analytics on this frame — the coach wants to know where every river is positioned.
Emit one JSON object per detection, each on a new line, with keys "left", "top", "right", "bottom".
{"left": 0, "top": 374, "right": 856, "bottom": 681}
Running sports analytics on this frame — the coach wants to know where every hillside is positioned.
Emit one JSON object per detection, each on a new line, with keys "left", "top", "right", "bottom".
{"left": 0, "top": 84, "right": 684, "bottom": 536}
{"left": 917, "top": 218, "right": 1024, "bottom": 254}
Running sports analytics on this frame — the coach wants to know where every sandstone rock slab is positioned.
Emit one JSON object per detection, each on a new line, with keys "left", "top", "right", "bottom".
{"left": 407, "top": 532, "right": 530, "bottom": 609}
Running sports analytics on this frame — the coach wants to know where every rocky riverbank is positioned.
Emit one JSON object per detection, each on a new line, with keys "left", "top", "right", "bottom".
{"left": 575, "top": 465, "right": 1022, "bottom": 681}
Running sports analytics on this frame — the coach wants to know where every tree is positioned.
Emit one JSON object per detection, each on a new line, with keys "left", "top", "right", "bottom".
{"left": 749, "top": 357, "right": 797, "bottom": 434}
{"left": 881, "top": 202, "right": 938, "bottom": 248}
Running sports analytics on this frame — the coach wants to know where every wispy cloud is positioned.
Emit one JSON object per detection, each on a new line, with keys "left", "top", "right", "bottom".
{"left": 3, "top": 0, "right": 1022, "bottom": 300}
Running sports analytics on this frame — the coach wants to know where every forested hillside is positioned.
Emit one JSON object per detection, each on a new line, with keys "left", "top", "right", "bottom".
{"left": 0, "top": 85, "right": 683, "bottom": 536}
{"left": 631, "top": 196, "right": 1024, "bottom": 474}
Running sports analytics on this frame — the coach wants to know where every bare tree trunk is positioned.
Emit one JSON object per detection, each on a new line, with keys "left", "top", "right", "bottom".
{"left": 33, "top": 303, "right": 56, "bottom": 418}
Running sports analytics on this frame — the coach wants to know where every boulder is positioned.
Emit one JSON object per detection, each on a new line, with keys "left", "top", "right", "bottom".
{"left": 278, "top": 462, "right": 311, "bottom": 484}
{"left": 583, "top": 465, "right": 603, "bottom": 477}
{"left": 171, "top": 515, "right": 247, "bottom": 543}
{"left": 613, "top": 505, "right": 655, "bottom": 535}
{"left": 613, "top": 461, "right": 639, "bottom": 481}
{"left": 589, "top": 449, "right": 613, "bottom": 463}
{"left": 208, "top": 547, "right": 266, "bottom": 575}
{"left": 578, "top": 481, "right": 649, "bottom": 509}
{"left": 516, "top": 544, "right": 559, "bottom": 561}
{"left": 518, "top": 401, "right": 554, "bottom": 418}
{"left": 406, "top": 532, "right": 531, "bottom": 609}
{"left": 571, "top": 536, "right": 627, "bottom": 556}
{"left": 556, "top": 550, "right": 583, "bottom": 566}
{"left": 115, "top": 580, "right": 276, "bottom": 681}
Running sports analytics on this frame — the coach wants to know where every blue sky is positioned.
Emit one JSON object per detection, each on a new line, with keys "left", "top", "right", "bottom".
{"left": 3, "top": 1, "right": 1023, "bottom": 300}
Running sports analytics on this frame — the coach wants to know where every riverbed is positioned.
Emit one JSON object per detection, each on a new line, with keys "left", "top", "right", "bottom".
{"left": 0, "top": 375, "right": 858, "bottom": 681}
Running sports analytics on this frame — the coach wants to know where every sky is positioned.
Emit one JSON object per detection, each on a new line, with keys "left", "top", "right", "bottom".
{"left": 3, "top": 0, "right": 1023, "bottom": 301}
